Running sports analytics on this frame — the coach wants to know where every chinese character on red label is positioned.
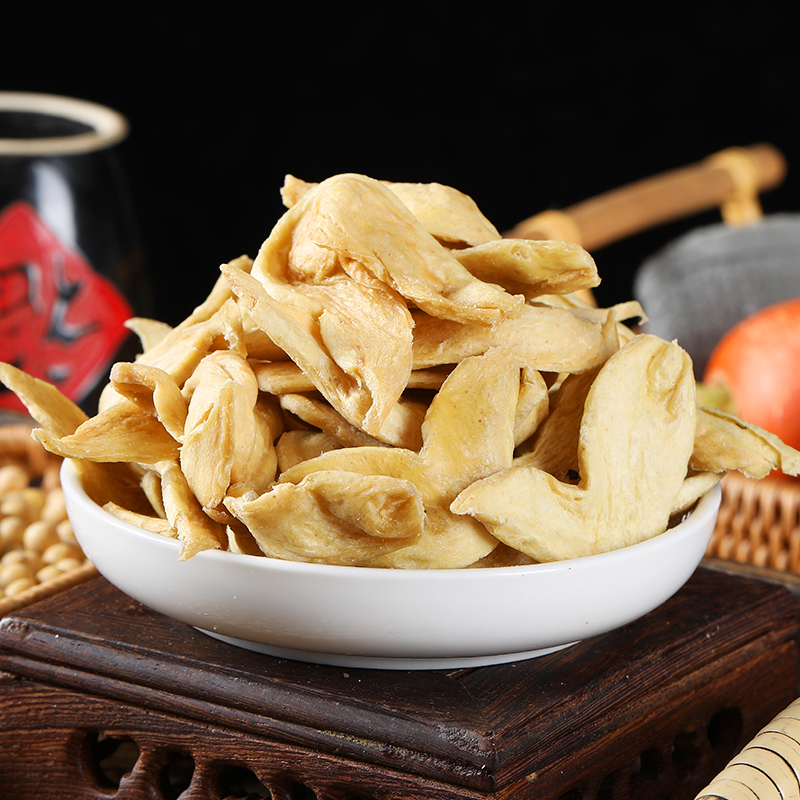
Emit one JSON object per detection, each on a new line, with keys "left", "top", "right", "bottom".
{"left": 0, "top": 201, "right": 133, "bottom": 410}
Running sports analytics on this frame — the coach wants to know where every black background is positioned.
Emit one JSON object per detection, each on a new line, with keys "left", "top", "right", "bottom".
{"left": 4, "top": 6, "right": 798, "bottom": 326}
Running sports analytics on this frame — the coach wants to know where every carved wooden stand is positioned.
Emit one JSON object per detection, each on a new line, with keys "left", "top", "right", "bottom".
{"left": 0, "top": 567, "right": 797, "bottom": 800}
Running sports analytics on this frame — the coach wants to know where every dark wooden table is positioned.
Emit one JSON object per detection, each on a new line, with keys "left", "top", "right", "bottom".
{"left": 0, "top": 564, "right": 798, "bottom": 800}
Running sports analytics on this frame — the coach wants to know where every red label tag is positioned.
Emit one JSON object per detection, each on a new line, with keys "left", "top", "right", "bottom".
{"left": 0, "top": 201, "right": 134, "bottom": 410}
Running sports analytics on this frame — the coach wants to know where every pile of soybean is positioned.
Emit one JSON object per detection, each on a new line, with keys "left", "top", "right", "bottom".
{"left": 0, "top": 463, "right": 89, "bottom": 601}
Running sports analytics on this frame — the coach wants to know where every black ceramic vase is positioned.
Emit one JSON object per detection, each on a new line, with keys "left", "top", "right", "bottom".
{"left": 0, "top": 92, "right": 149, "bottom": 416}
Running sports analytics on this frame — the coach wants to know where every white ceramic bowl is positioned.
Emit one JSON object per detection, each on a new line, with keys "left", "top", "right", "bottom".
{"left": 61, "top": 459, "right": 721, "bottom": 670}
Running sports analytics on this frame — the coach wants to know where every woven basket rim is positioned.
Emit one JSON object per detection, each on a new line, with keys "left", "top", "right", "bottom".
{"left": 709, "top": 471, "right": 800, "bottom": 573}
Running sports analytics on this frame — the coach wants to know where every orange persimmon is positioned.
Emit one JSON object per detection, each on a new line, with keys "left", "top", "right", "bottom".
{"left": 704, "top": 297, "right": 800, "bottom": 463}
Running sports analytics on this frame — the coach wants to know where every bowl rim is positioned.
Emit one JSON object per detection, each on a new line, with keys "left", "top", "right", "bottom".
{"left": 61, "top": 458, "right": 723, "bottom": 579}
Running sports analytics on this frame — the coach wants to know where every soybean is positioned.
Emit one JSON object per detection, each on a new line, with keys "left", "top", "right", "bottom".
{"left": 0, "top": 461, "right": 89, "bottom": 604}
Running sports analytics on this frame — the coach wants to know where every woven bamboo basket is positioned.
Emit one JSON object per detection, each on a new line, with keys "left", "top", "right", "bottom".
{"left": 709, "top": 472, "right": 800, "bottom": 574}
{"left": 0, "top": 424, "right": 98, "bottom": 618}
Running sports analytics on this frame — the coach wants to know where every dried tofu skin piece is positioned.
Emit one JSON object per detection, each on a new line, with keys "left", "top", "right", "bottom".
{"left": 241, "top": 317, "right": 287, "bottom": 361}
{"left": 279, "top": 446, "right": 423, "bottom": 487}
{"left": 383, "top": 181, "right": 501, "bottom": 247}
{"left": 453, "top": 239, "right": 600, "bottom": 300}
{"left": 514, "top": 322, "right": 621, "bottom": 469}
{"left": 0, "top": 362, "right": 88, "bottom": 437}
{"left": 180, "top": 352, "right": 280, "bottom": 513}
{"left": 276, "top": 430, "right": 343, "bottom": 473}
{"left": 125, "top": 317, "right": 173, "bottom": 352}
{"left": 182, "top": 378, "right": 236, "bottom": 511}
{"left": 109, "top": 362, "right": 187, "bottom": 442}
{"left": 259, "top": 191, "right": 415, "bottom": 379}
{"left": 101, "top": 316, "right": 173, "bottom": 414}
{"left": 419, "top": 346, "right": 520, "bottom": 490}
{"left": 408, "top": 366, "right": 452, "bottom": 390}
{"left": 253, "top": 361, "right": 451, "bottom": 396}
{"left": 223, "top": 263, "right": 375, "bottom": 433}
{"left": 451, "top": 335, "right": 697, "bottom": 561}
{"left": 33, "top": 399, "right": 180, "bottom": 465}
{"left": 537, "top": 292, "right": 644, "bottom": 319}
{"left": 103, "top": 501, "right": 177, "bottom": 538}
{"left": 155, "top": 459, "right": 226, "bottom": 560}
{"left": 262, "top": 173, "right": 521, "bottom": 326}
{"left": 273, "top": 446, "right": 497, "bottom": 569}
{"left": 673, "top": 471, "right": 724, "bottom": 517}
{"left": 538, "top": 294, "right": 646, "bottom": 341}
{"left": 691, "top": 407, "right": 800, "bottom": 479}
{"left": 514, "top": 366, "right": 600, "bottom": 479}
{"left": 306, "top": 278, "right": 413, "bottom": 433}
{"left": 280, "top": 174, "right": 313, "bottom": 207}
{"left": 251, "top": 361, "right": 316, "bottom": 395}
{"left": 280, "top": 392, "right": 425, "bottom": 451}
{"left": 469, "top": 542, "right": 539, "bottom": 567}
{"left": 280, "top": 174, "right": 501, "bottom": 246}
{"left": 279, "top": 393, "right": 385, "bottom": 449}
{"left": 372, "top": 508, "right": 495, "bottom": 570}
{"left": 244, "top": 271, "right": 413, "bottom": 424}
{"left": 226, "top": 518, "right": 264, "bottom": 556}
{"left": 374, "top": 398, "right": 427, "bottom": 451}
{"left": 140, "top": 467, "right": 166, "bottom": 519}
{"left": 514, "top": 368, "right": 550, "bottom": 447}
{"left": 225, "top": 471, "right": 423, "bottom": 566}
{"left": 412, "top": 303, "right": 619, "bottom": 374}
